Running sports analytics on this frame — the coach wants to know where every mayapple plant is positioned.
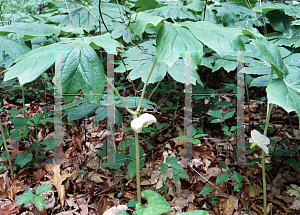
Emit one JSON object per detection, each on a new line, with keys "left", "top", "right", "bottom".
{"left": 248, "top": 103, "right": 273, "bottom": 215}
{"left": 105, "top": 56, "right": 158, "bottom": 203}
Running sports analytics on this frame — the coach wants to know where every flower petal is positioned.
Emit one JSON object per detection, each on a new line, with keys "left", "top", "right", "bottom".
{"left": 260, "top": 144, "right": 269, "bottom": 154}
{"left": 130, "top": 113, "right": 156, "bottom": 133}
{"left": 250, "top": 129, "right": 270, "bottom": 154}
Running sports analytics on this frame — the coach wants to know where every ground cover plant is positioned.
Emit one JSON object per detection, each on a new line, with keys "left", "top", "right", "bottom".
{"left": 0, "top": 0, "right": 299, "bottom": 214}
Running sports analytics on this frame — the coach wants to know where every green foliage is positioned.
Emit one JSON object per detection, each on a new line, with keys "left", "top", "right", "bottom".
{"left": 120, "top": 189, "right": 209, "bottom": 215}
{"left": 16, "top": 184, "right": 52, "bottom": 210}
{"left": 0, "top": 0, "right": 300, "bottom": 213}
{"left": 15, "top": 153, "right": 33, "bottom": 168}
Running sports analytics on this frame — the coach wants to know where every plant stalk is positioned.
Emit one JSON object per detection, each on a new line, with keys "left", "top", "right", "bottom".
{"left": 136, "top": 56, "right": 157, "bottom": 114}
{"left": 262, "top": 102, "right": 274, "bottom": 215}
{"left": 134, "top": 121, "right": 141, "bottom": 203}
{"left": 105, "top": 55, "right": 157, "bottom": 203}
{"left": 0, "top": 116, "right": 14, "bottom": 182}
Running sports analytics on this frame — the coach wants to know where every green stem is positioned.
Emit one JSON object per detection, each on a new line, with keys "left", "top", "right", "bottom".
{"left": 105, "top": 75, "right": 134, "bottom": 115}
{"left": 136, "top": 56, "right": 157, "bottom": 114}
{"left": 0, "top": 116, "right": 14, "bottom": 182}
{"left": 105, "top": 55, "right": 157, "bottom": 204}
{"left": 245, "top": 75, "right": 251, "bottom": 127}
{"left": 262, "top": 102, "right": 274, "bottom": 215}
{"left": 148, "top": 80, "right": 161, "bottom": 101}
{"left": 134, "top": 56, "right": 157, "bottom": 203}
{"left": 134, "top": 125, "right": 141, "bottom": 203}
{"left": 118, "top": 169, "right": 124, "bottom": 194}
{"left": 22, "top": 85, "right": 26, "bottom": 117}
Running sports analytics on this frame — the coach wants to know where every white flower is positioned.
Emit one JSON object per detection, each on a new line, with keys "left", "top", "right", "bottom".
{"left": 249, "top": 130, "right": 270, "bottom": 154}
{"left": 131, "top": 113, "right": 156, "bottom": 133}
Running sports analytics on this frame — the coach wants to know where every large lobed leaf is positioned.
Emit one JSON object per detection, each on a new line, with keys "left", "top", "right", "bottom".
{"left": 0, "top": 23, "right": 60, "bottom": 40}
{"left": 180, "top": 21, "right": 245, "bottom": 58}
{"left": 115, "top": 39, "right": 203, "bottom": 86}
{"left": 3, "top": 33, "right": 122, "bottom": 106}
{"left": 156, "top": 22, "right": 203, "bottom": 69}
{"left": 129, "top": 12, "right": 164, "bottom": 39}
{"left": 266, "top": 69, "right": 300, "bottom": 128}
{"left": 0, "top": 36, "right": 31, "bottom": 60}
{"left": 251, "top": 37, "right": 289, "bottom": 79}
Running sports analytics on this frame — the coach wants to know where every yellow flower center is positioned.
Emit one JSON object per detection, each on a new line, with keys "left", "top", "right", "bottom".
{"left": 250, "top": 142, "right": 257, "bottom": 149}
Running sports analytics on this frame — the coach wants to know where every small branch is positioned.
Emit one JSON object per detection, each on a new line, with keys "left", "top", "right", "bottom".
{"left": 63, "top": 0, "right": 74, "bottom": 27}
{"left": 119, "top": 55, "right": 137, "bottom": 105}
{"left": 105, "top": 75, "right": 135, "bottom": 115}
{"left": 99, "top": 0, "right": 109, "bottom": 32}
{"left": 0, "top": 114, "right": 14, "bottom": 182}
{"left": 148, "top": 80, "right": 161, "bottom": 101}
{"left": 136, "top": 55, "right": 157, "bottom": 114}
{"left": 115, "top": 0, "right": 142, "bottom": 54}
{"left": 71, "top": 0, "right": 81, "bottom": 27}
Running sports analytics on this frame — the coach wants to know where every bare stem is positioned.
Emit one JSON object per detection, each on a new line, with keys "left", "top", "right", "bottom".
{"left": 0, "top": 115, "right": 14, "bottom": 182}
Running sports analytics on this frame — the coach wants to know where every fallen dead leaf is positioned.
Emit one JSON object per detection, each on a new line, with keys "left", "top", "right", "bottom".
{"left": 7, "top": 180, "right": 24, "bottom": 200}
{"left": 173, "top": 190, "right": 195, "bottom": 209}
{"left": 218, "top": 195, "right": 239, "bottom": 215}
{"left": 103, "top": 205, "right": 127, "bottom": 215}
{"left": 48, "top": 164, "right": 72, "bottom": 207}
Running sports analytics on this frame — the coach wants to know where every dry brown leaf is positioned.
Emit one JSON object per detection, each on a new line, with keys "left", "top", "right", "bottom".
{"left": 173, "top": 125, "right": 184, "bottom": 147}
{"left": 173, "top": 190, "right": 195, "bottom": 209}
{"left": 33, "top": 169, "right": 46, "bottom": 181}
{"left": 7, "top": 180, "right": 24, "bottom": 200}
{"left": 0, "top": 174, "right": 9, "bottom": 199}
{"left": 77, "top": 198, "right": 88, "bottom": 215}
{"left": 50, "top": 165, "right": 72, "bottom": 207}
{"left": 87, "top": 173, "right": 105, "bottom": 183}
{"left": 103, "top": 205, "right": 127, "bottom": 215}
{"left": 218, "top": 195, "right": 238, "bottom": 215}
{"left": 0, "top": 202, "right": 20, "bottom": 215}
{"left": 245, "top": 182, "right": 263, "bottom": 198}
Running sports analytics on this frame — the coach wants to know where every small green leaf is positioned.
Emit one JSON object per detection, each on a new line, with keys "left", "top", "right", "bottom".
{"left": 118, "top": 209, "right": 129, "bottom": 215}
{"left": 193, "top": 134, "right": 208, "bottom": 138}
{"left": 233, "top": 184, "right": 243, "bottom": 191}
{"left": 127, "top": 161, "right": 144, "bottom": 178}
{"left": 156, "top": 123, "right": 170, "bottom": 130}
{"left": 173, "top": 136, "right": 188, "bottom": 140}
{"left": 177, "top": 210, "right": 209, "bottom": 215}
{"left": 127, "top": 197, "right": 137, "bottom": 208}
{"left": 159, "top": 163, "right": 169, "bottom": 174}
{"left": 219, "top": 161, "right": 227, "bottom": 169}
{"left": 68, "top": 103, "right": 98, "bottom": 122}
{"left": 134, "top": 190, "right": 172, "bottom": 215}
{"left": 77, "top": 170, "right": 87, "bottom": 177}
{"left": 199, "top": 186, "right": 214, "bottom": 195}
{"left": 208, "top": 111, "right": 222, "bottom": 119}
{"left": 16, "top": 188, "right": 35, "bottom": 206}
{"left": 223, "top": 111, "right": 235, "bottom": 120}
{"left": 43, "top": 138, "right": 60, "bottom": 152}
{"left": 166, "top": 156, "right": 181, "bottom": 164}
{"left": 207, "top": 193, "right": 215, "bottom": 201}
{"left": 1, "top": 152, "right": 7, "bottom": 161}
{"left": 15, "top": 153, "right": 33, "bottom": 168}
{"left": 166, "top": 101, "right": 173, "bottom": 107}
{"left": 216, "top": 173, "right": 231, "bottom": 185}
{"left": 10, "top": 117, "right": 30, "bottom": 130}
{"left": 178, "top": 172, "right": 189, "bottom": 179}
{"left": 119, "top": 141, "right": 127, "bottom": 152}
{"left": 36, "top": 184, "right": 53, "bottom": 196}
{"left": 234, "top": 172, "right": 243, "bottom": 184}
{"left": 210, "top": 119, "right": 224, "bottom": 123}
{"left": 172, "top": 175, "right": 180, "bottom": 184}
{"left": 33, "top": 196, "right": 45, "bottom": 209}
